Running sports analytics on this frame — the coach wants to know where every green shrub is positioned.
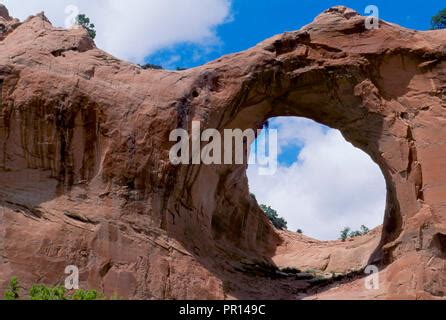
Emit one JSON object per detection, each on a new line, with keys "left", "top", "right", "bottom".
{"left": 260, "top": 205, "right": 288, "bottom": 230}
{"left": 76, "top": 14, "right": 96, "bottom": 39}
{"left": 29, "top": 285, "right": 102, "bottom": 300}
{"left": 29, "top": 284, "right": 67, "bottom": 300}
{"left": 360, "top": 225, "right": 370, "bottom": 235}
{"left": 4, "top": 277, "right": 20, "bottom": 300}
{"left": 71, "top": 289, "right": 101, "bottom": 300}
{"left": 340, "top": 225, "right": 370, "bottom": 241}
{"left": 2, "top": 277, "right": 104, "bottom": 300}
{"left": 431, "top": 8, "right": 446, "bottom": 30}
{"left": 349, "top": 230, "right": 362, "bottom": 238}
{"left": 340, "top": 227, "right": 351, "bottom": 242}
{"left": 139, "top": 63, "right": 163, "bottom": 70}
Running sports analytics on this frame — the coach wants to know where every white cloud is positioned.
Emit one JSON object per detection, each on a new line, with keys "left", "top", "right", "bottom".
{"left": 248, "top": 118, "right": 386, "bottom": 240}
{"left": 2, "top": 0, "right": 231, "bottom": 62}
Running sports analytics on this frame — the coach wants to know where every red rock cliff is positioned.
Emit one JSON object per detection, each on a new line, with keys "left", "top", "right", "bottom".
{"left": 0, "top": 5, "right": 445, "bottom": 299}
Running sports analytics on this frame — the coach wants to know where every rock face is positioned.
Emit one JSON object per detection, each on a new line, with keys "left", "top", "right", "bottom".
{"left": 0, "top": 5, "right": 445, "bottom": 299}
{"left": 0, "top": 4, "right": 11, "bottom": 20}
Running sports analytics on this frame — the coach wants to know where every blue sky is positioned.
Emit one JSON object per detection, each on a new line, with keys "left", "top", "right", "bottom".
{"left": 148, "top": 0, "right": 444, "bottom": 69}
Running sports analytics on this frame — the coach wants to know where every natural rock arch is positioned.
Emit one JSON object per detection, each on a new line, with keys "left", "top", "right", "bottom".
{"left": 0, "top": 5, "right": 445, "bottom": 298}
{"left": 245, "top": 115, "right": 387, "bottom": 242}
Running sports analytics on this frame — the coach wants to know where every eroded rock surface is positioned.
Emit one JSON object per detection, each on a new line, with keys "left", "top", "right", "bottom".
{"left": 0, "top": 5, "right": 445, "bottom": 299}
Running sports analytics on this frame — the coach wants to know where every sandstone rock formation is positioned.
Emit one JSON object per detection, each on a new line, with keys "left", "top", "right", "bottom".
{"left": 0, "top": 4, "right": 445, "bottom": 299}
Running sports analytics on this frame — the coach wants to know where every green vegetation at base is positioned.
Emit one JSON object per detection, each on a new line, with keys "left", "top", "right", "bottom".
{"left": 3, "top": 277, "right": 20, "bottom": 300}
{"left": 71, "top": 289, "right": 101, "bottom": 300}
{"left": 3, "top": 277, "right": 102, "bottom": 301}
{"left": 29, "top": 285, "right": 67, "bottom": 300}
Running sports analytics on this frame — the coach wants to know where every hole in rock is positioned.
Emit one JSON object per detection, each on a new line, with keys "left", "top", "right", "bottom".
{"left": 430, "top": 233, "right": 446, "bottom": 257}
{"left": 247, "top": 117, "right": 387, "bottom": 241}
